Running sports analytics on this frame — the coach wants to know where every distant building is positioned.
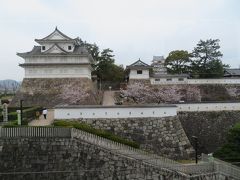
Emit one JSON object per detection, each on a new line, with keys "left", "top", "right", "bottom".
{"left": 224, "top": 69, "right": 240, "bottom": 78}
{"left": 127, "top": 58, "right": 189, "bottom": 84}
{"left": 150, "top": 74, "right": 189, "bottom": 84}
{"left": 126, "top": 59, "right": 151, "bottom": 80}
{"left": 17, "top": 27, "right": 94, "bottom": 79}
{"left": 151, "top": 56, "right": 167, "bottom": 75}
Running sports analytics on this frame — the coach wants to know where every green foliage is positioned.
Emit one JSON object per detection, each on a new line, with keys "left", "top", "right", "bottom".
{"left": 83, "top": 41, "right": 125, "bottom": 82}
{"left": 0, "top": 93, "right": 14, "bottom": 99}
{"left": 54, "top": 120, "right": 140, "bottom": 148}
{"left": 0, "top": 106, "right": 42, "bottom": 124}
{"left": 191, "top": 39, "right": 228, "bottom": 78}
{"left": 165, "top": 50, "right": 191, "bottom": 74}
{"left": 214, "top": 123, "right": 240, "bottom": 162}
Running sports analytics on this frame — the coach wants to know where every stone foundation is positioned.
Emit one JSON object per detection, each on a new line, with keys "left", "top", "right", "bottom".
{"left": 178, "top": 111, "right": 240, "bottom": 154}
{"left": 10, "top": 78, "right": 101, "bottom": 108}
{"left": 71, "top": 116, "right": 194, "bottom": 160}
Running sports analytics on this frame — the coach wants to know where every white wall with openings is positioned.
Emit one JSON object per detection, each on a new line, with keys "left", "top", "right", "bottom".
{"left": 150, "top": 78, "right": 240, "bottom": 85}
{"left": 129, "top": 69, "right": 150, "bottom": 79}
{"left": 54, "top": 105, "right": 177, "bottom": 119}
{"left": 176, "top": 102, "right": 240, "bottom": 112}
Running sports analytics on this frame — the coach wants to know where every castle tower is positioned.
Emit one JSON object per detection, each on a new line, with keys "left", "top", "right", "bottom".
{"left": 11, "top": 28, "right": 99, "bottom": 107}
{"left": 17, "top": 27, "right": 94, "bottom": 79}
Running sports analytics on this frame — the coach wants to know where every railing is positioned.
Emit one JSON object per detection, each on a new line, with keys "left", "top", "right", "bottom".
{"left": 214, "top": 159, "right": 240, "bottom": 179}
{"left": 71, "top": 128, "right": 214, "bottom": 175}
{"left": 202, "top": 154, "right": 240, "bottom": 179}
{"left": 0, "top": 127, "right": 71, "bottom": 138}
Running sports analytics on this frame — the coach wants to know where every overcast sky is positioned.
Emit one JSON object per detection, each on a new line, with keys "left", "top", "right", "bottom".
{"left": 0, "top": 0, "right": 240, "bottom": 80}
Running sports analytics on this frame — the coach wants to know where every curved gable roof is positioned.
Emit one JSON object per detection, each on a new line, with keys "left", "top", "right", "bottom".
{"left": 35, "top": 27, "right": 75, "bottom": 43}
{"left": 126, "top": 59, "right": 151, "bottom": 70}
{"left": 43, "top": 44, "right": 68, "bottom": 54}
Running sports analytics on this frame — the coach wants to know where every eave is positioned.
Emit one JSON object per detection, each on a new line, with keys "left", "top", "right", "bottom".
{"left": 19, "top": 63, "right": 92, "bottom": 67}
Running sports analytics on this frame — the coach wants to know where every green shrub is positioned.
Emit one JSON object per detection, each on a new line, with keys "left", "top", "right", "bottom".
{"left": 214, "top": 122, "right": 240, "bottom": 162}
{"left": 0, "top": 106, "right": 42, "bottom": 123}
{"left": 54, "top": 120, "right": 140, "bottom": 148}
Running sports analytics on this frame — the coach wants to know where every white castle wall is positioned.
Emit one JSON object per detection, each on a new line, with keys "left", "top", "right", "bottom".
{"left": 129, "top": 69, "right": 149, "bottom": 79}
{"left": 150, "top": 78, "right": 240, "bottom": 85}
{"left": 150, "top": 77, "right": 187, "bottom": 85}
{"left": 25, "top": 56, "right": 90, "bottom": 64}
{"left": 176, "top": 102, "right": 240, "bottom": 112}
{"left": 187, "top": 79, "right": 240, "bottom": 84}
{"left": 25, "top": 65, "right": 91, "bottom": 78}
{"left": 54, "top": 105, "right": 177, "bottom": 119}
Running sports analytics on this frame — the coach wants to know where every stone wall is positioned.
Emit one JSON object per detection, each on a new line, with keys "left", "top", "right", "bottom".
{"left": 178, "top": 111, "right": 240, "bottom": 154}
{"left": 120, "top": 84, "right": 240, "bottom": 104}
{"left": 10, "top": 78, "right": 101, "bottom": 108}
{"left": 0, "top": 137, "right": 190, "bottom": 180}
{"left": 0, "top": 132, "right": 236, "bottom": 179}
{"left": 71, "top": 116, "right": 194, "bottom": 160}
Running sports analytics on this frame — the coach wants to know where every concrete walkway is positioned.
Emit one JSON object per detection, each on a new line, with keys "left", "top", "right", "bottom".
{"left": 28, "top": 109, "right": 54, "bottom": 126}
{"left": 102, "top": 91, "right": 116, "bottom": 105}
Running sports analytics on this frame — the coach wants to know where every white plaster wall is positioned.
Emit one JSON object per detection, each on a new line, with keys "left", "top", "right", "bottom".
{"left": 24, "top": 66, "right": 92, "bottom": 78}
{"left": 187, "top": 79, "right": 240, "bottom": 84}
{"left": 129, "top": 69, "right": 149, "bottom": 79}
{"left": 150, "top": 78, "right": 240, "bottom": 85}
{"left": 176, "top": 102, "right": 240, "bottom": 112}
{"left": 54, "top": 106, "right": 177, "bottom": 119}
{"left": 25, "top": 56, "right": 90, "bottom": 64}
{"left": 150, "top": 77, "right": 187, "bottom": 85}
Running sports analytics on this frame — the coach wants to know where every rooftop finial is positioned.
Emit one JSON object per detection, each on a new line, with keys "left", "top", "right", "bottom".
{"left": 55, "top": 26, "right": 58, "bottom": 30}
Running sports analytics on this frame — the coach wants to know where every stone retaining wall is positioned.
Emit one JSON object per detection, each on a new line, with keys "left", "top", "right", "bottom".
{"left": 178, "top": 111, "right": 240, "bottom": 154}
{"left": 72, "top": 116, "right": 194, "bottom": 160}
{"left": 0, "top": 137, "right": 189, "bottom": 180}
{"left": 10, "top": 78, "right": 101, "bottom": 108}
{"left": 0, "top": 137, "right": 236, "bottom": 180}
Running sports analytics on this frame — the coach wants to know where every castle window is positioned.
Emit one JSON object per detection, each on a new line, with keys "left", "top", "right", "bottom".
{"left": 42, "top": 46, "right": 45, "bottom": 50}
{"left": 137, "top": 70, "right": 142, "bottom": 74}
{"left": 68, "top": 46, "right": 72, "bottom": 50}
{"left": 178, "top": 78, "right": 184, "bottom": 81}
{"left": 166, "top": 78, "right": 172, "bottom": 81}
{"left": 155, "top": 79, "right": 160, "bottom": 81}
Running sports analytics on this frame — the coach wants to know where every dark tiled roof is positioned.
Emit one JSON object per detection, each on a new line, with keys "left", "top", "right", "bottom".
{"left": 55, "top": 104, "right": 177, "bottom": 108}
{"left": 17, "top": 45, "right": 90, "bottom": 58}
{"left": 224, "top": 69, "right": 240, "bottom": 76}
{"left": 35, "top": 27, "right": 73, "bottom": 41}
{"left": 19, "top": 63, "right": 91, "bottom": 67}
{"left": 127, "top": 59, "right": 151, "bottom": 69}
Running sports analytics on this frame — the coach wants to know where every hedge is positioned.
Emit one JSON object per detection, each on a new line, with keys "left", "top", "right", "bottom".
{"left": 0, "top": 106, "right": 42, "bottom": 124}
{"left": 54, "top": 120, "right": 140, "bottom": 149}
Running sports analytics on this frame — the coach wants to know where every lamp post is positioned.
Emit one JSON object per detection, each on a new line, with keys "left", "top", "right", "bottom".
{"left": 192, "top": 136, "right": 198, "bottom": 164}
{"left": 20, "top": 100, "right": 23, "bottom": 124}
{"left": 97, "top": 77, "right": 102, "bottom": 91}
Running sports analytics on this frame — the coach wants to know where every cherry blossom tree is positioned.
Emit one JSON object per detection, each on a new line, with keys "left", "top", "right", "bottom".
{"left": 120, "top": 83, "right": 149, "bottom": 103}
{"left": 121, "top": 83, "right": 183, "bottom": 104}
{"left": 184, "top": 85, "right": 201, "bottom": 102}
{"left": 226, "top": 86, "right": 240, "bottom": 98}
{"left": 60, "top": 84, "right": 90, "bottom": 104}
{"left": 146, "top": 86, "right": 182, "bottom": 104}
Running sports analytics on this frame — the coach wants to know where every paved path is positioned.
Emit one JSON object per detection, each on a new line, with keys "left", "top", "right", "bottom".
{"left": 28, "top": 109, "right": 54, "bottom": 126}
{"left": 102, "top": 91, "right": 116, "bottom": 105}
